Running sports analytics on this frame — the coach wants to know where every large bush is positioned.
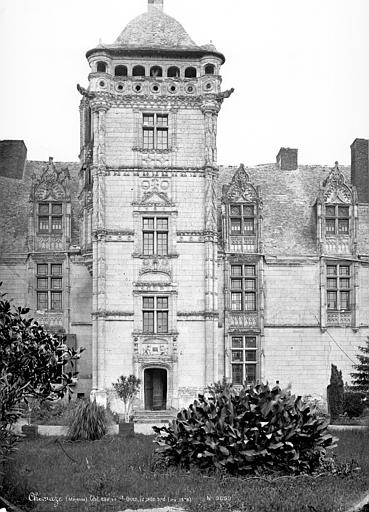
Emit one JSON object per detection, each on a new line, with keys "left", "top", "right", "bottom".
{"left": 343, "top": 391, "right": 366, "bottom": 418}
{"left": 154, "top": 383, "right": 337, "bottom": 475}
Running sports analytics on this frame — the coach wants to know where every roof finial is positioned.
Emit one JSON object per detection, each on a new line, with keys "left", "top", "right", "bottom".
{"left": 148, "top": 0, "right": 163, "bottom": 12}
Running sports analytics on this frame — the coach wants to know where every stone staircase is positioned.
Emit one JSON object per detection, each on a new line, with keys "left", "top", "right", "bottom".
{"left": 133, "top": 409, "right": 177, "bottom": 424}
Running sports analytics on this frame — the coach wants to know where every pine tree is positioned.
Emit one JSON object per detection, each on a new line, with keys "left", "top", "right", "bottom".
{"left": 351, "top": 337, "right": 369, "bottom": 396}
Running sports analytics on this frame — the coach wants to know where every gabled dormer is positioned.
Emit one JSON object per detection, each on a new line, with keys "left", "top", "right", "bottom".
{"left": 221, "top": 164, "right": 262, "bottom": 254}
{"left": 316, "top": 162, "right": 358, "bottom": 256}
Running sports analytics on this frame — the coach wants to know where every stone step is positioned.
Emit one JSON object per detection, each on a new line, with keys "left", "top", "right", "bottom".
{"left": 133, "top": 410, "right": 177, "bottom": 424}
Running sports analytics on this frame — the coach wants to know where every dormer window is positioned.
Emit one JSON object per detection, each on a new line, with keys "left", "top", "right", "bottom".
{"left": 325, "top": 205, "right": 349, "bottom": 235}
{"left": 38, "top": 203, "right": 63, "bottom": 233}
{"left": 96, "top": 61, "right": 107, "bottom": 73}
{"left": 230, "top": 204, "right": 255, "bottom": 235}
{"left": 185, "top": 67, "right": 197, "bottom": 78}
{"left": 115, "top": 65, "right": 128, "bottom": 77}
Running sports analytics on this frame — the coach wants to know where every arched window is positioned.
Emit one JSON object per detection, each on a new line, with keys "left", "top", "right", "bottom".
{"left": 115, "top": 65, "right": 128, "bottom": 77}
{"left": 204, "top": 64, "right": 215, "bottom": 75}
{"left": 185, "top": 67, "right": 197, "bottom": 78}
{"left": 133, "top": 65, "right": 146, "bottom": 77}
{"left": 167, "top": 66, "right": 180, "bottom": 78}
{"left": 96, "top": 61, "right": 107, "bottom": 73}
{"left": 150, "top": 66, "right": 162, "bottom": 77}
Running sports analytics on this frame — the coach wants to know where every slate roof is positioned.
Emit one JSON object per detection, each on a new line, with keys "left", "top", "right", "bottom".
{"left": 115, "top": 8, "right": 197, "bottom": 50}
{"left": 0, "top": 161, "right": 80, "bottom": 256}
{"left": 218, "top": 164, "right": 353, "bottom": 257}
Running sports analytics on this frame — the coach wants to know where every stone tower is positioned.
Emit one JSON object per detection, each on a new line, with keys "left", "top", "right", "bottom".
{"left": 78, "top": 0, "right": 233, "bottom": 410}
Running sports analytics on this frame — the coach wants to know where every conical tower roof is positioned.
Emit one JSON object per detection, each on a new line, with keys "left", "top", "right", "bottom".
{"left": 115, "top": 7, "right": 197, "bottom": 50}
{"left": 86, "top": 0, "right": 224, "bottom": 63}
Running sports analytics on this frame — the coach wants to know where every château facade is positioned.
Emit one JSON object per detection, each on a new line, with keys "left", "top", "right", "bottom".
{"left": 1, "top": 0, "right": 369, "bottom": 412}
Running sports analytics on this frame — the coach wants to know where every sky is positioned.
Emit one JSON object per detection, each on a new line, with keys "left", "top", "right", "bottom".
{"left": 0, "top": 0, "right": 368, "bottom": 166}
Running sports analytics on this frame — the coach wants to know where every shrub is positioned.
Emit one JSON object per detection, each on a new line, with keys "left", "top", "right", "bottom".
{"left": 67, "top": 400, "right": 108, "bottom": 441}
{"left": 327, "top": 364, "right": 344, "bottom": 420}
{"left": 153, "top": 383, "right": 337, "bottom": 476}
{"left": 343, "top": 391, "right": 366, "bottom": 418}
{"left": 112, "top": 374, "right": 141, "bottom": 422}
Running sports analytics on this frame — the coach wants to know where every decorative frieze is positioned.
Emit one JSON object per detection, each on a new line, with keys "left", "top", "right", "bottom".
{"left": 36, "top": 237, "right": 63, "bottom": 251}
{"left": 327, "top": 311, "right": 352, "bottom": 327}
{"left": 228, "top": 312, "right": 258, "bottom": 329}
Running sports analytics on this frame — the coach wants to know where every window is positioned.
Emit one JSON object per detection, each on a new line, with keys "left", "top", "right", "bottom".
{"left": 150, "top": 66, "right": 162, "bottom": 77}
{"left": 96, "top": 61, "right": 107, "bottom": 73}
{"left": 230, "top": 265, "right": 257, "bottom": 311}
{"left": 143, "top": 217, "right": 168, "bottom": 256}
{"left": 229, "top": 204, "right": 255, "bottom": 235}
{"left": 327, "top": 263, "right": 351, "bottom": 311}
{"left": 143, "top": 296, "right": 168, "bottom": 333}
{"left": 38, "top": 203, "right": 63, "bottom": 233}
{"left": 204, "top": 64, "right": 215, "bottom": 75}
{"left": 325, "top": 205, "right": 349, "bottom": 235}
{"left": 115, "top": 65, "right": 127, "bottom": 77}
{"left": 167, "top": 66, "right": 180, "bottom": 78}
{"left": 231, "top": 336, "right": 257, "bottom": 385}
{"left": 142, "top": 114, "right": 168, "bottom": 150}
{"left": 133, "top": 65, "right": 145, "bottom": 77}
{"left": 36, "top": 263, "right": 62, "bottom": 311}
{"left": 185, "top": 67, "right": 197, "bottom": 78}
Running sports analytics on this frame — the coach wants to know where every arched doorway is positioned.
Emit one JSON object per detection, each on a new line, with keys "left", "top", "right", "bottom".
{"left": 144, "top": 368, "right": 167, "bottom": 410}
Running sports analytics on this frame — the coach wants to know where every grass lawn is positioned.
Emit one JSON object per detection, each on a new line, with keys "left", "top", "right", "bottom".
{"left": 2, "top": 430, "right": 369, "bottom": 512}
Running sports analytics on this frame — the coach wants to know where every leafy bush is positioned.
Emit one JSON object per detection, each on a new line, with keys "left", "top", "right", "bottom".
{"left": 343, "top": 391, "right": 366, "bottom": 418}
{"left": 112, "top": 374, "right": 141, "bottom": 422}
{"left": 67, "top": 400, "right": 108, "bottom": 441}
{"left": 154, "top": 383, "right": 337, "bottom": 475}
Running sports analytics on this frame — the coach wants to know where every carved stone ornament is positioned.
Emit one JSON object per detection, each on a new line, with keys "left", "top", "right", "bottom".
{"left": 320, "top": 162, "right": 354, "bottom": 204}
{"left": 31, "top": 157, "right": 70, "bottom": 201}
{"left": 139, "top": 258, "right": 172, "bottom": 279}
{"left": 223, "top": 164, "right": 258, "bottom": 203}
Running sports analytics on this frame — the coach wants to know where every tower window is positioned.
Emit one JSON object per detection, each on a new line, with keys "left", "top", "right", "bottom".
{"left": 115, "top": 65, "right": 128, "bottom": 77}
{"left": 231, "top": 336, "right": 257, "bottom": 386}
{"left": 143, "top": 217, "right": 168, "bottom": 256}
{"left": 167, "top": 66, "right": 180, "bottom": 78}
{"left": 36, "top": 263, "right": 63, "bottom": 311}
{"left": 325, "top": 205, "right": 349, "bottom": 235}
{"left": 229, "top": 204, "right": 255, "bottom": 235}
{"left": 230, "top": 265, "right": 257, "bottom": 311}
{"left": 204, "top": 64, "right": 215, "bottom": 75}
{"left": 142, "top": 113, "right": 168, "bottom": 150}
{"left": 150, "top": 66, "right": 162, "bottom": 77}
{"left": 185, "top": 67, "right": 197, "bottom": 78}
{"left": 38, "top": 203, "right": 63, "bottom": 233}
{"left": 133, "top": 65, "right": 146, "bottom": 77}
{"left": 143, "top": 296, "right": 168, "bottom": 333}
{"left": 96, "top": 61, "right": 107, "bottom": 73}
{"left": 327, "top": 263, "right": 351, "bottom": 311}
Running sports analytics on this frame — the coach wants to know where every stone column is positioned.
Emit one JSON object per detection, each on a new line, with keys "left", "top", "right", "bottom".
{"left": 202, "top": 101, "right": 220, "bottom": 386}
{"left": 91, "top": 104, "right": 108, "bottom": 407}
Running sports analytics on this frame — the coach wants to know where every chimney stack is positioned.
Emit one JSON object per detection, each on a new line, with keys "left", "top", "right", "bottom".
{"left": 276, "top": 147, "right": 298, "bottom": 171}
{"left": 0, "top": 140, "right": 27, "bottom": 180}
{"left": 148, "top": 0, "right": 163, "bottom": 11}
{"left": 351, "top": 138, "right": 369, "bottom": 203}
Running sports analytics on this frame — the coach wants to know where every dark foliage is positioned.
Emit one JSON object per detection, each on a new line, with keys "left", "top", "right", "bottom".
{"left": 327, "top": 364, "right": 344, "bottom": 420}
{"left": 154, "top": 383, "right": 337, "bottom": 476}
{"left": 343, "top": 391, "right": 366, "bottom": 418}
{"left": 0, "top": 284, "right": 82, "bottom": 471}
{"left": 351, "top": 337, "right": 369, "bottom": 396}
{"left": 67, "top": 399, "right": 108, "bottom": 441}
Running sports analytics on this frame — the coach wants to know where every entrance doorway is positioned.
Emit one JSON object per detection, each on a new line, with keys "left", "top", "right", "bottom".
{"left": 144, "top": 368, "right": 167, "bottom": 410}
